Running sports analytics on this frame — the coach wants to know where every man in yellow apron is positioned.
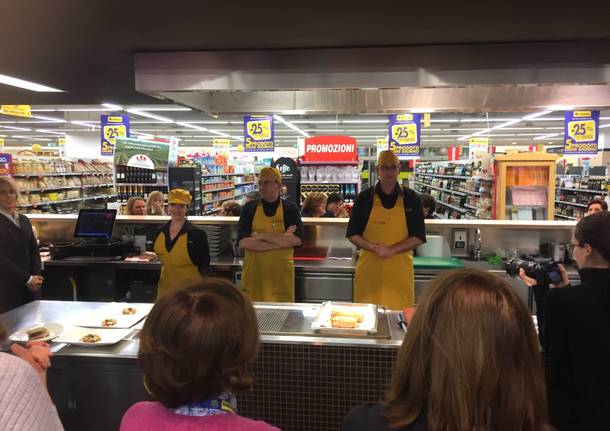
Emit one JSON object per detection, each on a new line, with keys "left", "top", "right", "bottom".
{"left": 238, "top": 167, "right": 304, "bottom": 302}
{"left": 347, "top": 150, "right": 426, "bottom": 309}
{"left": 153, "top": 189, "right": 210, "bottom": 299}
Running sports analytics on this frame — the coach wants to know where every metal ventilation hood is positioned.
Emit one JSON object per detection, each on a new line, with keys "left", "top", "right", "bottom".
{"left": 134, "top": 42, "right": 610, "bottom": 114}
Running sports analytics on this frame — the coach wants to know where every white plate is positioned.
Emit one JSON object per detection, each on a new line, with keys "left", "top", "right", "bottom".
{"left": 54, "top": 326, "right": 133, "bottom": 346}
{"left": 71, "top": 303, "right": 152, "bottom": 329}
{"left": 9, "top": 322, "right": 64, "bottom": 343}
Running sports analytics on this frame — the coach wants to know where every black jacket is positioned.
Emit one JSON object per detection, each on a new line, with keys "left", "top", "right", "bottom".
{"left": 152, "top": 221, "right": 210, "bottom": 275}
{"left": 0, "top": 214, "right": 42, "bottom": 313}
{"left": 542, "top": 268, "right": 610, "bottom": 431}
{"left": 343, "top": 403, "right": 427, "bottom": 431}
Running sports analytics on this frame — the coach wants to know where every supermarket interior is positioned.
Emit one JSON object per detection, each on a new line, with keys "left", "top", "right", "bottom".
{"left": 1, "top": 3, "right": 610, "bottom": 431}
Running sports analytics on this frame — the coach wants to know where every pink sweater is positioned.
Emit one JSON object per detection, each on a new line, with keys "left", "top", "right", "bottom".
{"left": 120, "top": 401, "right": 281, "bottom": 431}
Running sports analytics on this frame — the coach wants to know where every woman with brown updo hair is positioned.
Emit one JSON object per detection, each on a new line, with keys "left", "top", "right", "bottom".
{"left": 120, "top": 278, "right": 279, "bottom": 431}
{"left": 344, "top": 269, "right": 549, "bottom": 431}
{"left": 300, "top": 192, "right": 327, "bottom": 217}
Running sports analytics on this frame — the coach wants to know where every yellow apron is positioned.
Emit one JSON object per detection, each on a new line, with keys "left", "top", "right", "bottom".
{"left": 241, "top": 200, "right": 295, "bottom": 302}
{"left": 154, "top": 231, "right": 203, "bottom": 300}
{"left": 354, "top": 193, "right": 415, "bottom": 309}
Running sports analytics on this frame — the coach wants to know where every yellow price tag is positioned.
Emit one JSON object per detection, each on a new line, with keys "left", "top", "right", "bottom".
{"left": 247, "top": 119, "right": 271, "bottom": 140}
{"left": 391, "top": 123, "right": 417, "bottom": 145}
{"left": 568, "top": 120, "right": 595, "bottom": 143}
{"left": 1, "top": 105, "right": 32, "bottom": 118}
{"left": 104, "top": 125, "right": 126, "bottom": 141}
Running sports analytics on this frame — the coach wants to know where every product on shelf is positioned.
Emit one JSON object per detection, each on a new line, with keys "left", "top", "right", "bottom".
{"left": 298, "top": 163, "right": 360, "bottom": 205}
{"left": 554, "top": 173, "right": 608, "bottom": 220}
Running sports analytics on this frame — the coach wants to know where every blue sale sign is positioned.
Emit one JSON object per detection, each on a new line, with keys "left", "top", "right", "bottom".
{"left": 388, "top": 114, "right": 421, "bottom": 158}
{"left": 244, "top": 115, "right": 274, "bottom": 152}
{"left": 101, "top": 115, "right": 130, "bottom": 156}
{"left": 564, "top": 110, "right": 599, "bottom": 155}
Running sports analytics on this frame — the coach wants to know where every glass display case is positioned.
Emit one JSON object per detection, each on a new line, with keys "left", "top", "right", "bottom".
{"left": 494, "top": 153, "right": 558, "bottom": 220}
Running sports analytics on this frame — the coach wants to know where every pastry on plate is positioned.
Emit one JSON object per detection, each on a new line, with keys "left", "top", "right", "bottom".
{"left": 27, "top": 327, "right": 50, "bottom": 341}
{"left": 331, "top": 310, "right": 364, "bottom": 323}
{"left": 80, "top": 334, "right": 101, "bottom": 343}
{"left": 331, "top": 315, "right": 360, "bottom": 329}
{"left": 122, "top": 307, "right": 137, "bottom": 315}
{"left": 101, "top": 319, "right": 117, "bottom": 327}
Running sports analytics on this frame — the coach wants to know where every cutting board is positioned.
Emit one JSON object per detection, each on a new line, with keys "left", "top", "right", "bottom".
{"left": 413, "top": 256, "right": 465, "bottom": 270}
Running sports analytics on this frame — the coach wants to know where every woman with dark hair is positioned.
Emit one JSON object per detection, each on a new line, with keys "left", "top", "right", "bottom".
{"left": 344, "top": 269, "right": 549, "bottom": 431}
{"left": 419, "top": 193, "right": 438, "bottom": 219}
{"left": 520, "top": 211, "right": 610, "bottom": 431}
{"left": 586, "top": 197, "right": 607, "bottom": 216}
{"left": 120, "top": 278, "right": 278, "bottom": 431}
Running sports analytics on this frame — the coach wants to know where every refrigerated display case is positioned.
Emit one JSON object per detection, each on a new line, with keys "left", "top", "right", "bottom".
{"left": 494, "top": 153, "right": 558, "bottom": 220}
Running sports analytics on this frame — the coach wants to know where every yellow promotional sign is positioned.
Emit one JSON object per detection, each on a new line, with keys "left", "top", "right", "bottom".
{"left": 0, "top": 137, "right": 4, "bottom": 147}
{"left": 391, "top": 123, "right": 417, "bottom": 145}
{"left": 32, "top": 143, "right": 42, "bottom": 152}
{"left": 567, "top": 120, "right": 596, "bottom": 143}
{"left": 469, "top": 137, "right": 489, "bottom": 146}
{"left": 423, "top": 113, "right": 431, "bottom": 127}
{"left": 235, "top": 144, "right": 244, "bottom": 152}
{"left": 247, "top": 119, "right": 272, "bottom": 141}
{"left": 573, "top": 111, "right": 592, "bottom": 118}
{"left": 395, "top": 114, "right": 414, "bottom": 122}
{"left": 58, "top": 138, "right": 65, "bottom": 146}
{"left": 1, "top": 105, "right": 32, "bottom": 118}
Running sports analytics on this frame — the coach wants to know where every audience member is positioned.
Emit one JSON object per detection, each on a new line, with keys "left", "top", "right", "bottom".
{"left": 419, "top": 193, "right": 438, "bottom": 219}
{"left": 344, "top": 269, "right": 548, "bottom": 431}
{"left": 586, "top": 198, "right": 607, "bottom": 216}
{"left": 222, "top": 200, "right": 242, "bottom": 217}
{"left": 146, "top": 191, "right": 166, "bottom": 216}
{"left": 120, "top": 278, "right": 279, "bottom": 431}
{"left": 325, "top": 192, "right": 348, "bottom": 217}
{"left": 301, "top": 192, "right": 327, "bottom": 217}
{"left": 126, "top": 196, "right": 147, "bottom": 216}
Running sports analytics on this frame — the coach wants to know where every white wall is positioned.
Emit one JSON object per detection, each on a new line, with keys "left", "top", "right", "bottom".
{"left": 65, "top": 132, "right": 113, "bottom": 161}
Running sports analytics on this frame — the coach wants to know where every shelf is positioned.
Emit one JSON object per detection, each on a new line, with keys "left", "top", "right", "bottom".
{"left": 436, "top": 200, "right": 467, "bottom": 213}
{"left": 300, "top": 161, "right": 358, "bottom": 165}
{"left": 459, "top": 188, "right": 482, "bottom": 196}
{"left": 555, "top": 200, "right": 588, "bottom": 208}
{"left": 20, "top": 184, "right": 114, "bottom": 193}
{"left": 414, "top": 181, "right": 467, "bottom": 196}
{"left": 555, "top": 214, "right": 578, "bottom": 220}
{"left": 234, "top": 181, "right": 256, "bottom": 186}
{"left": 115, "top": 183, "right": 168, "bottom": 187}
{"left": 557, "top": 187, "right": 606, "bottom": 195}
{"left": 300, "top": 181, "right": 359, "bottom": 184}
{"left": 201, "top": 173, "right": 254, "bottom": 177}
{"left": 13, "top": 172, "right": 111, "bottom": 177}
{"left": 201, "top": 195, "right": 237, "bottom": 205}
{"left": 203, "top": 208, "right": 222, "bottom": 215}
{"left": 463, "top": 203, "right": 479, "bottom": 211}
{"left": 416, "top": 173, "right": 493, "bottom": 181}
{"left": 202, "top": 186, "right": 234, "bottom": 193}
{"left": 17, "top": 194, "right": 118, "bottom": 208}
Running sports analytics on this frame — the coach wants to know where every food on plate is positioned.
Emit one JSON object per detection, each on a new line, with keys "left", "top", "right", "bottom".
{"left": 26, "top": 327, "right": 50, "bottom": 341}
{"left": 101, "top": 319, "right": 117, "bottom": 327}
{"left": 331, "top": 310, "right": 364, "bottom": 323}
{"left": 122, "top": 307, "right": 137, "bottom": 315}
{"left": 80, "top": 334, "right": 101, "bottom": 343}
{"left": 331, "top": 315, "right": 360, "bottom": 328}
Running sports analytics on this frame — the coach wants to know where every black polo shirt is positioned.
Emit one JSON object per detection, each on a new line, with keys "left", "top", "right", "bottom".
{"left": 346, "top": 183, "right": 426, "bottom": 243}
{"left": 238, "top": 198, "right": 304, "bottom": 242}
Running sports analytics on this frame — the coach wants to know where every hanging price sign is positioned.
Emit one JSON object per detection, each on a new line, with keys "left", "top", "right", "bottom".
{"left": 564, "top": 110, "right": 599, "bottom": 155}
{"left": 388, "top": 114, "right": 421, "bottom": 158}
{"left": 101, "top": 115, "right": 130, "bottom": 156}
{"left": 243, "top": 115, "right": 274, "bottom": 151}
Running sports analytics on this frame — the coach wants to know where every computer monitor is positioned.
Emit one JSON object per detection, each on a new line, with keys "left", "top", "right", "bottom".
{"left": 73, "top": 209, "right": 117, "bottom": 239}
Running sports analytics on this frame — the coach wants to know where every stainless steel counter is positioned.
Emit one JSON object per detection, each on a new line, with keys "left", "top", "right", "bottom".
{"left": 0, "top": 301, "right": 405, "bottom": 357}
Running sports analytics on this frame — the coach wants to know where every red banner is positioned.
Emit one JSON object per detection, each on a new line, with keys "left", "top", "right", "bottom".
{"left": 303, "top": 136, "right": 358, "bottom": 162}
{"left": 448, "top": 146, "right": 460, "bottom": 161}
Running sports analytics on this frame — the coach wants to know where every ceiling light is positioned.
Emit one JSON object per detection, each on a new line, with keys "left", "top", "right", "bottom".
{"left": 36, "top": 129, "right": 66, "bottom": 136}
{"left": 459, "top": 118, "right": 519, "bottom": 123}
{"left": 31, "top": 114, "right": 65, "bottom": 123}
{"left": 274, "top": 115, "right": 310, "bottom": 138}
{"left": 599, "top": 123, "right": 610, "bottom": 129}
{"left": 0, "top": 73, "right": 64, "bottom": 92}
{"left": 176, "top": 122, "right": 208, "bottom": 132}
{"left": 291, "top": 120, "right": 339, "bottom": 124}
{"left": 102, "top": 103, "right": 123, "bottom": 111}
{"left": 341, "top": 120, "right": 388, "bottom": 124}
{"left": 209, "top": 130, "right": 231, "bottom": 137}
{"left": 0, "top": 125, "right": 32, "bottom": 131}
{"left": 533, "top": 132, "right": 562, "bottom": 140}
{"left": 71, "top": 121, "right": 99, "bottom": 128}
{"left": 60, "top": 108, "right": 107, "bottom": 112}
{"left": 30, "top": 109, "right": 57, "bottom": 112}
{"left": 132, "top": 106, "right": 191, "bottom": 111}
{"left": 125, "top": 109, "right": 174, "bottom": 123}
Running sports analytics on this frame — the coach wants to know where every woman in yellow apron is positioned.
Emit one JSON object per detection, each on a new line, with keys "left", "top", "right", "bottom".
{"left": 153, "top": 189, "right": 210, "bottom": 300}
{"left": 347, "top": 150, "right": 427, "bottom": 309}
{"left": 238, "top": 167, "right": 303, "bottom": 302}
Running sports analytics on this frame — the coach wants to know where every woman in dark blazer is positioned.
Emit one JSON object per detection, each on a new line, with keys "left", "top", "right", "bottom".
{"left": 0, "top": 176, "right": 43, "bottom": 314}
{"left": 521, "top": 211, "right": 610, "bottom": 431}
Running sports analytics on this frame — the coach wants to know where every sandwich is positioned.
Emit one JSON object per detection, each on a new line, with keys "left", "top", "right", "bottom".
{"left": 81, "top": 334, "right": 101, "bottom": 343}
{"left": 27, "top": 327, "right": 49, "bottom": 341}
{"left": 331, "top": 310, "right": 364, "bottom": 323}
{"left": 122, "top": 307, "right": 137, "bottom": 315}
{"left": 331, "top": 315, "right": 360, "bottom": 328}
{"left": 101, "top": 319, "right": 117, "bottom": 327}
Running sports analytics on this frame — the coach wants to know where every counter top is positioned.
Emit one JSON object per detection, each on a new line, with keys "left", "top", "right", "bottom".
{"left": 0, "top": 301, "right": 405, "bottom": 359}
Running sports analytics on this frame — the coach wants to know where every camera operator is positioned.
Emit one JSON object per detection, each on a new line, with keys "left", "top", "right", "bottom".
{"left": 519, "top": 211, "right": 610, "bottom": 431}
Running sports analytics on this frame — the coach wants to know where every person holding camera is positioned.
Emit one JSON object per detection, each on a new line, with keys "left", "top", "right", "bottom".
{"left": 519, "top": 211, "right": 610, "bottom": 431}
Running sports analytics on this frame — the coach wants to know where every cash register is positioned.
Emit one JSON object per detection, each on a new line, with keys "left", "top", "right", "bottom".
{"left": 50, "top": 209, "right": 134, "bottom": 260}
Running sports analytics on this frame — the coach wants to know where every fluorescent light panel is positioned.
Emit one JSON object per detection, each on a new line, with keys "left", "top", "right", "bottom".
{"left": 273, "top": 115, "right": 310, "bottom": 137}
{"left": 0, "top": 73, "right": 64, "bottom": 92}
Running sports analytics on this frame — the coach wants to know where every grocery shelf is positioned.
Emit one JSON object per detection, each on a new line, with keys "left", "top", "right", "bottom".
{"left": 555, "top": 214, "right": 579, "bottom": 220}
{"left": 201, "top": 173, "right": 254, "bottom": 177}
{"left": 20, "top": 184, "right": 114, "bottom": 193}
{"left": 201, "top": 195, "right": 237, "bottom": 205}
{"left": 463, "top": 203, "right": 478, "bottom": 211}
{"left": 203, "top": 208, "right": 222, "bottom": 215}
{"left": 234, "top": 181, "right": 256, "bottom": 186}
{"left": 416, "top": 173, "right": 493, "bottom": 181}
{"left": 459, "top": 188, "right": 482, "bottom": 196}
{"left": 115, "top": 183, "right": 168, "bottom": 187}
{"left": 555, "top": 200, "right": 588, "bottom": 208}
{"left": 13, "top": 172, "right": 111, "bottom": 177}
{"left": 556, "top": 187, "right": 605, "bottom": 195}
{"left": 414, "top": 181, "right": 466, "bottom": 196}
{"left": 202, "top": 186, "right": 234, "bottom": 193}
{"left": 435, "top": 200, "right": 467, "bottom": 213}
{"left": 17, "top": 194, "right": 118, "bottom": 208}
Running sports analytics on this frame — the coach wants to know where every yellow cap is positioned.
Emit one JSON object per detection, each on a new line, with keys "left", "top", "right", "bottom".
{"left": 377, "top": 150, "right": 400, "bottom": 166}
{"left": 168, "top": 189, "right": 192, "bottom": 205}
{"left": 259, "top": 167, "right": 282, "bottom": 183}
